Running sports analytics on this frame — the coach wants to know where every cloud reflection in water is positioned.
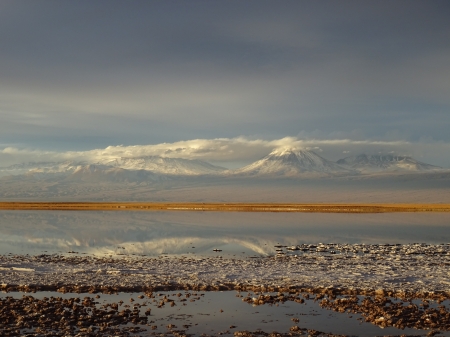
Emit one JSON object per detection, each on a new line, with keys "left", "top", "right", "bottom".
{"left": 0, "top": 211, "right": 449, "bottom": 256}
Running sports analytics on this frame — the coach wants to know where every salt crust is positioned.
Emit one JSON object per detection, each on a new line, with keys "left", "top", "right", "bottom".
{"left": 0, "top": 243, "right": 449, "bottom": 297}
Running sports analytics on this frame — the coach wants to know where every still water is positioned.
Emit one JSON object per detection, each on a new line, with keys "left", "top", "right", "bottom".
{"left": 3, "top": 290, "right": 448, "bottom": 337}
{"left": 1, "top": 211, "right": 450, "bottom": 336}
{"left": 0, "top": 210, "right": 449, "bottom": 256}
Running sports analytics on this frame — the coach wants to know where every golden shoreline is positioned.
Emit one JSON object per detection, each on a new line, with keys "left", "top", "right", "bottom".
{"left": 0, "top": 202, "right": 449, "bottom": 213}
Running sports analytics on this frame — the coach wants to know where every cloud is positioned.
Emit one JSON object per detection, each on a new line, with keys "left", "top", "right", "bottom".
{"left": 1, "top": 137, "right": 449, "bottom": 168}
{"left": 1, "top": 1, "right": 450, "bottom": 150}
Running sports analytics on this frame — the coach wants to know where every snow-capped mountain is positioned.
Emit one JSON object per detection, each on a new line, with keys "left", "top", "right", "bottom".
{"left": 0, "top": 161, "right": 163, "bottom": 183}
{"left": 0, "top": 156, "right": 226, "bottom": 179}
{"left": 97, "top": 156, "right": 226, "bottom": 175}
{"left": 233, "top": 148, "right": 353, "bottom": 177}
{"left": 336, "top": 154, "right": 442, "bottom": 173}
{"left": 66, "top": 164, "right": 162, "bottom": 183}
{"left": 0, "top": 152, "right": 445, "bottom": 183}
{"left": 0, "top": 161, "right": 87, "bottom": 178}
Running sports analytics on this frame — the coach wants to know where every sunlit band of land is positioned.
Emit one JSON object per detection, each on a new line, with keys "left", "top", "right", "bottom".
{"left": 0, "top": 202, "right": 449, "bottom": 212}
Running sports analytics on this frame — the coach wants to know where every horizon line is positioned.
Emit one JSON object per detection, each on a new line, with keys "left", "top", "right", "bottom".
{"left": 1, "top": 202, "right": 449, "bottom": 213}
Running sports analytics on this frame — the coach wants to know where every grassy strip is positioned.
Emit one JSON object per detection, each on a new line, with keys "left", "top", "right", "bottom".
{"left": 0, "top": 202, "right": 449, "bottom": 212}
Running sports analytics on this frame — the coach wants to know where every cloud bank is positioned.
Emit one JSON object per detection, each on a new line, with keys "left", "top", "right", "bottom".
{"left": 1, "top": 137, "right": 449, "bottom": 169}
{"left": 1, "top": 2, "right": 450, "bottom": 152}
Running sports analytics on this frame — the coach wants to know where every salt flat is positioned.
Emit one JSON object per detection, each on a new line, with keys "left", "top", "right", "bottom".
{"left": 1, "top": 243, "right": 449, "bottom": 299}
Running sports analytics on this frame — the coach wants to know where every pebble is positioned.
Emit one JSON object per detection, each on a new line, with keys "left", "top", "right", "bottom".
{"left": 0, "top": 243, "right": 449, "bottom": 336}
{"left": 0, "top": 243, "right": 449, "bottom": 298}
{"left": 0, "top": 289, "right": 447, "bottom": 336}
{"left": 0, "top": 295, "right": 148, "bottom": 336}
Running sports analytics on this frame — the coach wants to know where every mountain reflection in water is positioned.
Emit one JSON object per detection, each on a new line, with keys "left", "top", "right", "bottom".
{"left": 0, "top": 211, "right": 449, "bottom": 256}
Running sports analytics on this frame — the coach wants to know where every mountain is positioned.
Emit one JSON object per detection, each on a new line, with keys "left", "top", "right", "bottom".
{"left": 0, "top": 162, "right": 164, "bottom": 183}
{"left": 0, "top": 156, "right": 226, "bottom": 179}
{"left": 97, "top": 156, "right": 227, "bottom": 175}
{"left": 0, "top": 161, "right": 87, "bottom": 178}
{"left": 233, "top": 148, "right": 353, "bottom": 177}
{"left": 336, "top": 154, "right": 442, "bottom": 173}
{"left": 65, "top": 164, "right": 163, "bottom": 183}
{"left": 0, "top": 152, "right": 445, "bottom": 184}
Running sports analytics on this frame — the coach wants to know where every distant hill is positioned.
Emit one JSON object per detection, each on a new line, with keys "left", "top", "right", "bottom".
{"left": 336, "top": 154, "right": 442, "bottom": 173}
{"left": 0, "top": 161, "right": 86, "bottom": 178}
{"left": 0, "top": 156, "right": 226, "bottom": 179}
{"left": 97, "top": 156, "right": 226, "bottom": 175}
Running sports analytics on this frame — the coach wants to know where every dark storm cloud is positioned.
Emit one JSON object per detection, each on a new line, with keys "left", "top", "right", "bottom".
{"left": 0, "top": 1, "right": 449, "bottom": 154}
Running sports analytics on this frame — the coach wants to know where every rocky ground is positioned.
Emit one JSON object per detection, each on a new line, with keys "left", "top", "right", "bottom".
{"left": 1, "top": 243, "right": 449, "bottom": 336}
{"left": 1, "top": 243, "right": 449, "bottom": 297}
{"left": 0, "top": 290, "right": 448, "bottom": 337}
{"left": 0, "top": 292, "right": 354, "bottom": 337}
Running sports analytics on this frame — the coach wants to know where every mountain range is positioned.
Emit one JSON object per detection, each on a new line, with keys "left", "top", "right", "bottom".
{"left": 336, "top": 154, "right": 441, "bottom": 173}
{"left": 98, "top": 156, "right": 227, "bottom": 175}
{"left": 0, "top": 149, "right": 445, "bottom": 182}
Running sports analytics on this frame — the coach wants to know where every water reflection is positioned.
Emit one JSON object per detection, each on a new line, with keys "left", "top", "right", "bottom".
{"left": 0, "top": 211, "right": 449, "bottom": 256}
{"left": 3, "top": 290, "right": 444, "bottom": 337}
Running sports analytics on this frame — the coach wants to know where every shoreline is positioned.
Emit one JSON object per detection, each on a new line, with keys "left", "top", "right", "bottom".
{"left": 1, "top": 243, "right": 449, "bottom": 300}
{"left": 1, "top": 202, "right": 450, "bottom": 212}
{"left": 2, "top": 281, "right": 449, "bottom": 302}
{"left": 2, "top": 245, "right": 450, "bottom": 336}
{"left": 4, "top": 290, "right": 446, "bottom": 337}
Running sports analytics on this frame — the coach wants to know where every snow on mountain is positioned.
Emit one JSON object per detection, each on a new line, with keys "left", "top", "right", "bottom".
{"left": 0, "top": 152, "right": 445, "bottom": 183}
{"left": 233, "top": 148, "right": 353, "bottom": 177}
{"left": 66, "top": 164, "right": 162, "bottom": 183}
{"left": 97, "top": 156, "right": 227, "bottom": 175}
{"left": 336, "top": 154, "right": 442, "bottom": 173}
{"left": 0, "top": 156, "right": 226, "bottom": 179}
{"left": 0, "top": 161, "right": 164, "bottom": 183}
{"left": 0, "top": 161, "right": 87, "bottom": 178}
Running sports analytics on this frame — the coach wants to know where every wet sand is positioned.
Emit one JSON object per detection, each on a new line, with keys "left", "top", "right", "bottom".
{"left": 1, "top": 202, "right": 450, "bottom": 212}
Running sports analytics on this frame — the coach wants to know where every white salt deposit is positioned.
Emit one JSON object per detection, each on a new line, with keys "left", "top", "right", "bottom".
{"left": 0, "top": 243, "right": 449, "bottom": 296}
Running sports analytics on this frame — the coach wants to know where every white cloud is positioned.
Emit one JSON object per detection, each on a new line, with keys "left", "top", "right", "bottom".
{"left": 1, "top": 137, "right": 449, "bottom": 168}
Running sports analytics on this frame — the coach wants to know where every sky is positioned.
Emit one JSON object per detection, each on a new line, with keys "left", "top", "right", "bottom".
{"left": 1, "top": 1, "right": 450, "bottom": 167}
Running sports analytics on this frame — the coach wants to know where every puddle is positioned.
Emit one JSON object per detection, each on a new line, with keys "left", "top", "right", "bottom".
{"left": 1, "top": 291, "right": 449, "bottom": 336}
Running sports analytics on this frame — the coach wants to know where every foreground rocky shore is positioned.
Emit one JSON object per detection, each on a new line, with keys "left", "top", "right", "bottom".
{"left": 1, "top": 243, "right": 449, "bottom": 297}
{"left": 0, "top": 292, "right": 352, "bottom": 337}
{"left": 1, "top": 243, "right": 449, "bottom": 336}
{"left": 1, "top": 289, "right": 449, "bottom": 337}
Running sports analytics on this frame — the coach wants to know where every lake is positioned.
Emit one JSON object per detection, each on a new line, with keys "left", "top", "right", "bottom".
{"left": 1, "top": 210, "right": 450, "bottom": 336}
{"left": 0, "top": 211, "right": 449, "bottom": 256}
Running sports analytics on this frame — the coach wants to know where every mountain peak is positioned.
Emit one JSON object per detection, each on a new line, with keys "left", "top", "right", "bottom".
{"left": 269, "top": 147, "right": 303, "bottom": 155}
{"left": 234, "top": 148, "right": 352, "bottom": 177}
